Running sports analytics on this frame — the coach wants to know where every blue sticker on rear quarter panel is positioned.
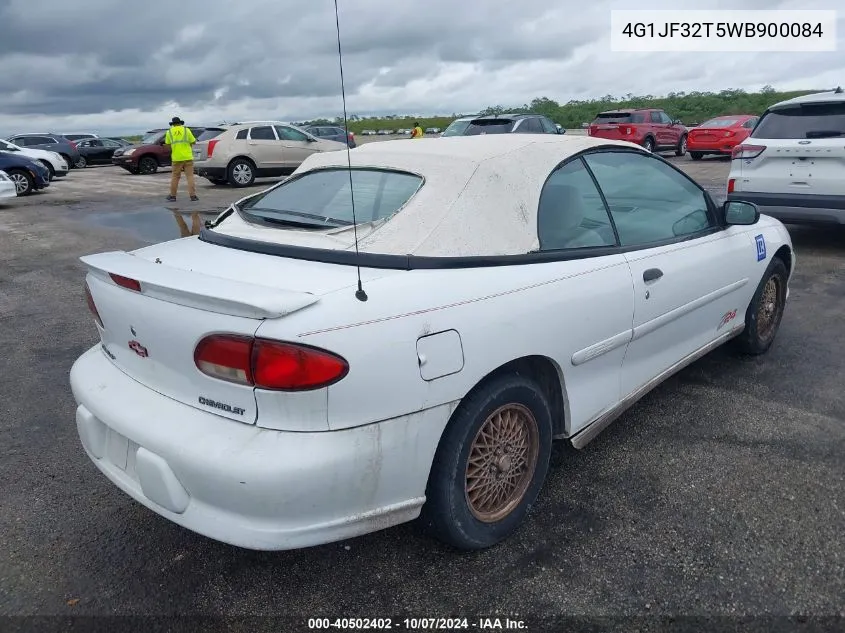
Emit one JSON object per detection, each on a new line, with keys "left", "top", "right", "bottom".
{"left": 755, "top": 234, "right": 766, "bottom": 261}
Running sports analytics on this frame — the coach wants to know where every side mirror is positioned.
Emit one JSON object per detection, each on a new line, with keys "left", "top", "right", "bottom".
{"left": 306, "top": 136, "right": 317, "bottom": 142}
{"left": 555, "top": 124, "right": 564, "bottom": 134}
{"left": 723, "top": 200, "right": 760, "bottom": 225}
{"left": 673, "top": 119, "right": 683, "bottom": 125}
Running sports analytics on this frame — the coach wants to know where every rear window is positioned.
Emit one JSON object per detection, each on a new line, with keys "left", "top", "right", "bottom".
{"left": 464, "top": 119, "right": 514, "bottom": 135}
{"left": 699, "top": 118, "right": 740, "bottom": 128}
{"left": 239, "top": 168, "right": 423, "bottom": 229}
{"left": 441, "top": 119, "right": 471, "bottom": 137}
{"left": 196, "top": 128, "right": 226, "bottom": 141}
{"left": 593, "top": 112, "right": 632, "bottom": 124}
{"left": 752, "top": 103, "right": 845, "bottom": 139}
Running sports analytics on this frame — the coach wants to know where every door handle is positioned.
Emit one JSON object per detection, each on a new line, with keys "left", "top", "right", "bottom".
{"left": 643, "top": 268, "right": 663, "bottom": 282}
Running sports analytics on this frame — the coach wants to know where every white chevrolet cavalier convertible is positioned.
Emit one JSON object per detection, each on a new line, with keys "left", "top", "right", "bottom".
{"left": 71, "top": 135, "right": 793, "bottom": 551}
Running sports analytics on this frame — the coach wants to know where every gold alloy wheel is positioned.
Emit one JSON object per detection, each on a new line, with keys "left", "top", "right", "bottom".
{"left": 465, "top": 403, "right": 540, "bottom": 523}
{"left": 757, "top": 275, "right": 781, "bottom": 340}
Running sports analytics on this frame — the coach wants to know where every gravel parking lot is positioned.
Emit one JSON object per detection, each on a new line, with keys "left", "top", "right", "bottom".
{"left": 1, "top": 149, "right": 843, "bottom": 628}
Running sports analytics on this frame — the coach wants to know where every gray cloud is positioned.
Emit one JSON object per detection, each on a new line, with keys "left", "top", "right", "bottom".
{"left": 0, "top": 0, "right": 842, "bottom": 133}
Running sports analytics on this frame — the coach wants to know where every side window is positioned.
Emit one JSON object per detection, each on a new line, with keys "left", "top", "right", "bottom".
{"left": 584, "top": 151, "right": 714, "bottom": 247}
{"left": 659, "top": 112, "right": 673, "bottom": 124}
{"left": 631, "top": 113, "right": 646, "bottom": 123}
{"left": 236, "top": 129, "right": 248, "bottom": 140}
{"left": 41, "top": 137, "right": 58, "bottom": 144}
{"left": 649, "top": 111, "right": 662, "bottom": 123}
{"left": 743, "top": 118, "right": 757, "bottom": 129}
{"left": 275, "top": 126, "right": 309, "bottom": 141}
{"left": 102, "top": 139, "right": 120, "bottom": 148}
{"left": 249, "top": 126, "right": 276, "bottom": 140}
{"left": 537, "top": 159, "right": 617, "bottom": 250}
{"left": 90, "top": 139, "right": 104, "bottom": 147}
{"left": 539, "top": 117, "right": 557, "bottom": 134}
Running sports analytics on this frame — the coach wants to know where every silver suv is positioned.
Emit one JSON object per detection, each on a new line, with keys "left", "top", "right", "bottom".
{"left": 192, "top": 121, "right": 348, "bottom": 187}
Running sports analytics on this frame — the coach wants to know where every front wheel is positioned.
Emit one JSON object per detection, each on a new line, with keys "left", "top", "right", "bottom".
{"left": 690, "top": 152, "right": 703, "bottom": 161}
{"left": 138, "top": 156, "right": 158, "bottom": 174}
{"left": 733, "top": 257, "right": 788, "bottom": 355}
{"left": 642, "top": 137, "right": 655, "bottom": 153}
{"left": 675, "top": 135, "right": 687, "bottom": 157}
{"left": 8, "top": 169, "right": 34, "bottom": 196}
{"left": 419, "top": 374, "right": 552, "bottom": 550}
{"left": 74, "top": 156, "right": 87, "bottom": 169}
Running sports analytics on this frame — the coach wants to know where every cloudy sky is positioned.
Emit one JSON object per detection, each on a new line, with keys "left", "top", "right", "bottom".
{"left": 0, "top": 0, "right": 842, "bottom": 135}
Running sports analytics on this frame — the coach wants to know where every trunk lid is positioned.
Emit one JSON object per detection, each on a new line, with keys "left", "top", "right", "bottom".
{"left": 81, "top": 239, "right": 395, "bottom": 423}
{"left": 738, "top": 101, "right": 845, "bottom": 195}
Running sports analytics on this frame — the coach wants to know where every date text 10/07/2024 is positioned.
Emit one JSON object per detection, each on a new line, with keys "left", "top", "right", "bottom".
{"left": 307, "top": 617, "right": 527, "bottom": 630}
{"left": 621, "top": 22, "right": 824, "bottom": 39}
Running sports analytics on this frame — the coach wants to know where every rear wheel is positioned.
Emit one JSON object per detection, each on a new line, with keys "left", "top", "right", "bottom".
{"left": 642, "top": 137, "right": 655, "bottom": 153}
{"left": 74, "top": 155, "right": 87, "bottom": 169}
{"left": 227, "top": 158, "right": 255, "bottom": 187}
{"left": 690, "top": 152, "right": 703, "bottom": 161}
{"left": 419, "top": 374, "right": 552, "bottom": 550}
{"left": 38, "top": 160, "right": 55, "bottom": 180}
{"left": 675, "top": 134, "right": 687, "bottom": 157}
{"left": 733, "top": 257, "right": 788, "bottom": 355}
{"left": 138, "top": 156, "right": 158, "bottom": 174}
{"left": 8, "top": 169, "right": 34, "bottom": 196}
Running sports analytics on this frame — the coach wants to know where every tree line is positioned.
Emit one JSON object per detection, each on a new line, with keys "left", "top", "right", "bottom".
{"left": 307, "top": 86, "right": 820, "bottom": 133}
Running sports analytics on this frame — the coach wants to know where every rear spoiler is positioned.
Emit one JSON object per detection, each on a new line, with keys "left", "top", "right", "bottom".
{"left": 80, "top": 251, "right": 319, "bottom": 319}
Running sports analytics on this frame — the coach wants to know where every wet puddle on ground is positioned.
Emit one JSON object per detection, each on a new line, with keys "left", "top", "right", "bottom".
{"left": 81, "top": 205, "right": 225, "bottom": 244}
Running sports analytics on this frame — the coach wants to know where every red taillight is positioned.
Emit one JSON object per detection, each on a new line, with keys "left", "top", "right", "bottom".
{"left": 69, "top": 141, "right": 77, "bottom": 149}
{"left": 109, "top": 273, "right": 141, "bottom": 292}
{"left": 723, "top": 130, "right": 736, "bottom": 137}
{"left": 731, "top": 143, "right": 766, "bottom": 160}
{"left": 194, "top": 334, "right": 254, "bottom": 385}
{"left": 623, "top": 126, "right": 633, "bottom": 135}
{"left": 84, "top": 282, "right": 103, "bottom": 328}
{"left": 194, "top": 335, "right": 349, "bottom": 390}
{"left": 727, "top": 178, "right": 735, "bottom": 194}
{"left": 207, "top": 139, "right": 219, "bottom": 157}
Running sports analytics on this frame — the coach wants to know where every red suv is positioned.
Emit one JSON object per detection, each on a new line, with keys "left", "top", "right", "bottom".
{"left": 588, "top": 108, "right": 688, "bottom": 156}
{"left": 111, "top": 127, "right": 206, "bottom": 174}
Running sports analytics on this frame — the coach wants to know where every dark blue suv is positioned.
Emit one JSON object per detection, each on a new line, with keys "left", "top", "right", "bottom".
{"left": 0, "top": 151, "right": 51, "bottom": 196}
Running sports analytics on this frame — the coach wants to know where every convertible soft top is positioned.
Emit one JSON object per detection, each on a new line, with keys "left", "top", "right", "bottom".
{"left": 218, "top": 135, "right": 639, "bottom": 258}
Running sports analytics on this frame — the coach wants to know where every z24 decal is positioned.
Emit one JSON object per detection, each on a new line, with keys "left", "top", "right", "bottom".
{"left": 719, "top": 309, "right": 738, "bottom": 330}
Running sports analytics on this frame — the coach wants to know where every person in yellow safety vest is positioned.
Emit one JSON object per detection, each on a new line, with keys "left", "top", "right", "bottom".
{"left": 410, "top": 122, "right": 424, "bottom": 139}
{"left": 164, "top": 116, "right": 198, "bottom": 202}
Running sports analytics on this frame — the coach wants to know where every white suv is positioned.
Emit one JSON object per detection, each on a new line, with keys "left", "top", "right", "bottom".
{"left": 0, "top": 139, "right": 69, "bottom": 179}
{"left": 727, "top": 88, "right": 845, "bottom": 226}
{"left": 192, "top": 121, "right": 347, "bottom": 187}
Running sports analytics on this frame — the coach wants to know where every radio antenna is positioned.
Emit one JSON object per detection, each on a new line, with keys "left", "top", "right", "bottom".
{"left": 333, "top": 0, "right": 367, "bottom": 302}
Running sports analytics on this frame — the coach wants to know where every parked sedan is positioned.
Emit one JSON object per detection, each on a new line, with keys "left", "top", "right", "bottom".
{"left": 74, "top": 138, "right": 126, "bottom": 167}
{"left": 0, "top": 138, "right": 69, "bottom": 179}
{"left": 303, "top": 125, "right": 356, "bottom": 148}
{"left": 5, "top": 133, "right": 81, "bottom": 169}
{"left": 71, "top": 135, "right": 793, "bottom": 552}
{"left": 687, "top": 115, "right": 759, "bottom": 160}
{"left": 0, "top": 151, "right": 51, "bottom": 195}
{"left": 0, "top": 170, "right": 16, "bottom": 200}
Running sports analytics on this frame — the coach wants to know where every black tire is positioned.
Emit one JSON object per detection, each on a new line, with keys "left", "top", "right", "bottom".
{"left": 38, "top": 160, "right": 55, "bottom": 180}
{"left": 74, "top": 155, "right": 87, "bottom": 169}
{"left": 419, "top": 374, "right": 553, "bottom": 550}
{"left": 227, "top": 158, "right": 255, "bottom": 187}
{"left": 642, "top": 137, "right": 655, "bottom": 152}
{"left": 733, "top": 257, "right": 788, "bottom": 355}
{"left": 60, "top": 154, "right": 73, "bottom": 169}
{"left": 208, "top": 177, "right": 228, "bottom": 186}
{"left": 690, "top": 152, "right": 703, "bottom": 161}
{"left": 7, "top": 169, "right": 34, "bottom": 196}
{"left": 675, "top": 134, "right": 687, "bottom": 157}
{"left": 137, "top": 156, "right": 158, "bottom": 174}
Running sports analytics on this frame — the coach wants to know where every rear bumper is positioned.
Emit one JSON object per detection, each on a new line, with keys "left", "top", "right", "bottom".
{"left": 728, "top": 192, "right": 845, "bottom": 225}
{"left": 194, "top": 165, "right": 227, "bottom": 179}
{"left": 69, "top": 346, "right": 446, "bottom": 550}
{"left": 688, "top": 140, "right": 735, "bottom": 153}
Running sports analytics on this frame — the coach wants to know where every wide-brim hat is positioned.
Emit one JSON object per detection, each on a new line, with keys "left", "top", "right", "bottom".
{"left": 170, "top": 116, "right": 184, "bottom": 125}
